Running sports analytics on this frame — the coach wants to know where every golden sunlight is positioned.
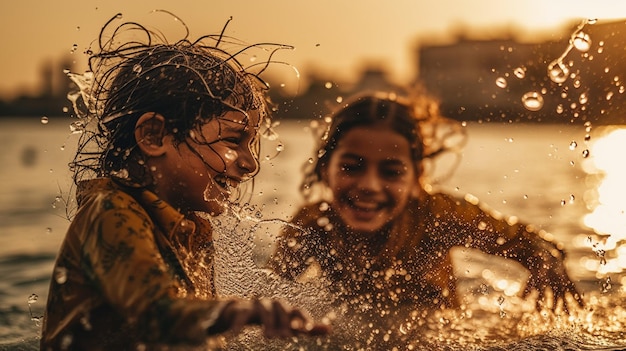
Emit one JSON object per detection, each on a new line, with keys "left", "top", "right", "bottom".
{"left": 582, "top": 126, "right": 626, "bottom": 275}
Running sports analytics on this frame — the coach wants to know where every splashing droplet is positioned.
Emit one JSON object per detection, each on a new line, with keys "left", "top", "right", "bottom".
{"left": 28, "top": 294, "right": 38, "bottom": 304}
{"left": 547, "top": 60, "right": 570, "bottom": 84}
{"left": 556, "top": 104, "right": 564, "bottom": 114}
{"left": 572, "top": 31, "right": 592, "bottom": 52}
{"left": 521, "top": 91, "right": 544, "bottom": 111}
{"left": 513, "top": 67, "right": 526, "bottom": 79}
{"left": 582, "top": 149, "right": 590, "bottom": 158}
{"left": 495, "top": 77, "right": 507, "bottom": 88}
{"left": 54, "top": 267, "right": 68, "bottom": 284}
{"left": 224, "top": 149, "right": 238, "bottom": 161}
{"left": 579, "top": 92, "right": 589, "bottom": 104}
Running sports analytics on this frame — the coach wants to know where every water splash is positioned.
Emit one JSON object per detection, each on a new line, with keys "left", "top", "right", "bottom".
{"left": 547, "top": 19, "right": 594, "bottom": 85}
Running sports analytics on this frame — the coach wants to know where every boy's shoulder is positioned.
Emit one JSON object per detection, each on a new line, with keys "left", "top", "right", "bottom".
{"left": 77, "top": 178, "right": 146, "bottom": 214}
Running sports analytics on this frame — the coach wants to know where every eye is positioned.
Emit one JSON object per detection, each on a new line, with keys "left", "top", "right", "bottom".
{"left": 380, "top": 165, "right": 407, "bottom": 179}
{"left": 221, "top": 136, "right": 241, "bottom": 145}
{"left": 340, "top": 161, "right": 363, "bottom": 174}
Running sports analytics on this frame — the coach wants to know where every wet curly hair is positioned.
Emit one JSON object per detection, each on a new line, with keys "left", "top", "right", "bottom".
{"left": 67, "top": 12, "right": 292, "bottom": 188}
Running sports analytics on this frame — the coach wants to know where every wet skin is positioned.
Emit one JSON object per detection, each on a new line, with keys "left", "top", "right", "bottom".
{"left": 147, "top": 110, "right": 261, "bottom": 215}
{"left": 324, "top": 126, "right": 419, "bottom": 237}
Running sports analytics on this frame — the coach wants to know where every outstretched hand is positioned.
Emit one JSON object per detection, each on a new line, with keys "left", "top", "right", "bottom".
{"left": 210, "top": 298, "right": 330, "bottom": 338}
{"left": 522, "top": 252, "right": 584, "bottom": 314}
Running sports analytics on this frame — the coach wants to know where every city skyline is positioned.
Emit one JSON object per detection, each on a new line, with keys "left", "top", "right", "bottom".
{"left": 1, "top": 0, "right": 625, "bottom": 99}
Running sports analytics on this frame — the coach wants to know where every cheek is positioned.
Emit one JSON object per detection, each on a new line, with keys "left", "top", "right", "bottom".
{"left": 390, "top": 181, "right": 415, "bottom": 202}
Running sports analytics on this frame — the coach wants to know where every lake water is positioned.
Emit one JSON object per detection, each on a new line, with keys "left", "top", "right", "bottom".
{"left": 1, "top": 117, "right": 625, "bottom": 350}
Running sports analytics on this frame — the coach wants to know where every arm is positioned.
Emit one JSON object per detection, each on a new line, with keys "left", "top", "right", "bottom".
{"left": 435, "top": 193, "right": 583, "bottom": 312}
{"left": 85, "top": 204, "right": 327, "bottom": 343}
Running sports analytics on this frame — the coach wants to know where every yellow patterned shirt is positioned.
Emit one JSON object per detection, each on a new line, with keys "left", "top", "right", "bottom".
{"left": 41, "top": 179, "right": 226, "bottom": 350}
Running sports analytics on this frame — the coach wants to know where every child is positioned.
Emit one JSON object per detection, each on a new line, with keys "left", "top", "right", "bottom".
{"left": 268, "top": 90, "right": 584, "bottom": 314}
{"left": 41, "top": 14, "right": 327, "bottom": 350}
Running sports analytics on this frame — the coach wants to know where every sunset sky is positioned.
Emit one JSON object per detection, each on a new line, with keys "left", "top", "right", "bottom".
{"left": 1, "top": 0, "right": 625, "bottom": 99}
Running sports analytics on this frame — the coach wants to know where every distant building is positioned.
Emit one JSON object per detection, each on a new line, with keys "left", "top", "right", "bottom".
{"left": 415, "top": 19, "right": 626, "bottom": 125}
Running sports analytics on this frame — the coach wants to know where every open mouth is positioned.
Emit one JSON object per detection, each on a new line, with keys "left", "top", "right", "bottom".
{"left": 213, "top": 175, "right": 240, "bottom": 194}
{"left": 346, "top": 197, "right": 386, "bottom": 214}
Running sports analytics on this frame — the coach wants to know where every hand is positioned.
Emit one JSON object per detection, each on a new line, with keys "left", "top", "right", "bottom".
{"left": 210, "top": 298, "right": 330, "bottom": 338}
{"left": 522, "top": 251, "right": 584, "bottom": 314}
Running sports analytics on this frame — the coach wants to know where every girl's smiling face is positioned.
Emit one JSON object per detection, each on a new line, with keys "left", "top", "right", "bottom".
{"left": 323, "top": 126, "right": 419, "bottom": 235}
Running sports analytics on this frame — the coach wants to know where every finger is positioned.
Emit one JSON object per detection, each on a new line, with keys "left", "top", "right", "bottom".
{"left": 535, "top": 288, "right": 546, "bottom": 312}
{"left": 228, "top": 300, "right": 255, "bottom": 335}
{"left": 303, "top": 323, "right": 332, "bottom": 336}
{"left": 254, "top": 298, "right": 275, "bottom": 335}
{"left": 566, "top": 283, "right": 585, "bottom": 307}
{"left": 271, "top": 300, "right": 293, "bottom": 338}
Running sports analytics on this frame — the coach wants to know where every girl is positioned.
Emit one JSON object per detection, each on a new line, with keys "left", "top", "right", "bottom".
{"left": 41, "top": 14, "right": 327, "bottom": 350}
{"left": 269, "top": 91, "right": 583, "bottom": 315}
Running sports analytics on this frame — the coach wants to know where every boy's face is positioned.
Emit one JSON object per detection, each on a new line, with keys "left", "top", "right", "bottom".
{"left": 323, "top": 126, "right": 418, "bottom": 235}
{"left": 154, "top": 109, "right": 261, "bottom": 214}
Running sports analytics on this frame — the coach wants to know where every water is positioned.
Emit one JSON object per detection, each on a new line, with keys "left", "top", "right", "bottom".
{"left": 1, "top": 117, "right": 626, "bottom": 350}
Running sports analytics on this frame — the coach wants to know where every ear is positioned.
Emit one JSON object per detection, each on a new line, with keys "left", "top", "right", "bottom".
{"left": 135, "top": 112, "right": 167, "bottom": 157}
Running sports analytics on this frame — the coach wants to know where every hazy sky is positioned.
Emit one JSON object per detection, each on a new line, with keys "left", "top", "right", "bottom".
{"left": 1, "top": 0, "right": 625, "bottom": 99}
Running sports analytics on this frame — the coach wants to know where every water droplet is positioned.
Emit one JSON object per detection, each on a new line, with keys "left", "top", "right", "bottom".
{"left": 54, "top": 267, "right": 68, "bottom": 284}
{"left": 224, "top": 149, "right": 238, "bottom": 161}
{"left": 336, "top": 96, "right": 343, "bottom": 103}
{"left": 606, "top": 91, "right": 614, "bottom": 100}
{"left": 275, "top": 143, "right": 284, "bottom": 152}
{"left": 579, "top": 92, "right": 588, "bottom": 104}
{"left": 133, "top": 64, "right": 142, "bottom": 73}
{"left": 582, "top": 149, "right": 590, "bottom": 158}
{"left": 317, "top": 216, "right": 330, "bottom": 227}
{"left": 28, "top": 294, "right": 38, "bottom": 304}
{"left": 556, "top": 104, "right": 564, "bottom": 114}
{"left": 547, "top": 60, "right": 569, "bottom": 84}
{"left": 40, "top": 116, "right": 49, "bottom": 124}
{"left": 569, "top": 141, "right": 578, "bottom": 150}
{"left": 325, "top": 82, "right": 333, "bottom": 89}
{"left": 495, "top": 77, "right": 507, "bottom": 88}
{"left": 319, "top": 202, "right": 329, "bottom": 212}
{"left": 513, "top": 67, "right": 526, "bottom": 79}
{"left": 572, "top": 31, "right": 591, "bottom": 52}
{"left": 45, "top": 227, "right": 52, "bottom": 234}
{"left": 521, "top": 91, "right": 544, "bottom": 111}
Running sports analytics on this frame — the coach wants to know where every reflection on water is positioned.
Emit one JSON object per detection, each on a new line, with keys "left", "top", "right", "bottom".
{"left": 582, "top": 126, "right": 626, "bottom": 284}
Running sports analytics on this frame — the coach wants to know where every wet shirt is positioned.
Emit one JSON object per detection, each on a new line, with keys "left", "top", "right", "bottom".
{"left": 41, "top": 179, "right": 225, "bottom": 350}
{"left": 269, "top": 192, "right": 564, "bottom": 309}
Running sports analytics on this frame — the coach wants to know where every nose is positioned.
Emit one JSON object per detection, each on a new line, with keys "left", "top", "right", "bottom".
{"left": 357, "top": 168, "right": 383, "bottom": 192}
{"left": 237, "top": 142, "right": 259, "bottom": 177}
